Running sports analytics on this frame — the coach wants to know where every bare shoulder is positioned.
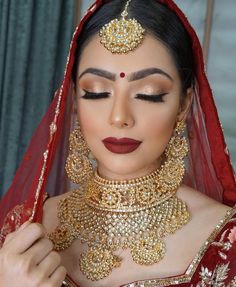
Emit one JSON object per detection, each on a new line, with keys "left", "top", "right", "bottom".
{"left": 42, "top": 191, "right": 73, "bottom": 233}
{"left": 177, "top": 184, "right": 232, "bottom": 229}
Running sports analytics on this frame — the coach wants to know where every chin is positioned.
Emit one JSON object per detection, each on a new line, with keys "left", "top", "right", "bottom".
{"left": 97, "top": 157, "right": 156, "bottom": 180}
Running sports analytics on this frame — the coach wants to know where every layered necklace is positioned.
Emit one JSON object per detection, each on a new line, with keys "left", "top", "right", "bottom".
{"left": 48, "top": 157, "right": 190, "bottom": 281}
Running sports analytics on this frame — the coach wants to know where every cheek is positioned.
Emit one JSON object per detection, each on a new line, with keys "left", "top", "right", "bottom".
{"left": 77, "top": 100, "right": 104, "bottom": 144}
{"left": 77, "top": 101, "right": 93, "bottom": 133}
{"left": 140, "top": 103, "right": 179, "bottom": 150}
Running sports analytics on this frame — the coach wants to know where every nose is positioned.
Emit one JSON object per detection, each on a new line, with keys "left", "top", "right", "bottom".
{"left": 109, "top": 96, "right": 135, "bottom": 128}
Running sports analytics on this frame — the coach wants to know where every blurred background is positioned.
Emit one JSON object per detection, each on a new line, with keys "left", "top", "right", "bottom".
{"left": 0, "top": 0, "right": 235, "bottom": 197}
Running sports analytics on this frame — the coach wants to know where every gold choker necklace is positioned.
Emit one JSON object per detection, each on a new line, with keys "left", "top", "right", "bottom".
{"left": 48, "top": 167, "right": 190, "bottom": 281}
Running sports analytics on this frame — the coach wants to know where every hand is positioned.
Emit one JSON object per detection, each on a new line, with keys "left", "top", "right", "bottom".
{"left": 0, "top": 221, "right": 67, "bottom": 287}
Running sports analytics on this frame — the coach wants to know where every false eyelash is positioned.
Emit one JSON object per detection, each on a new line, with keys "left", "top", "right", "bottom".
{"left": 81, "top": 90, "right": 167, "bottom": 102}
{"left": 135, "top": 93, "right": 167, "bottom": 102}
{"left": 81, "top": 90, "right": 110, "bottom": 99}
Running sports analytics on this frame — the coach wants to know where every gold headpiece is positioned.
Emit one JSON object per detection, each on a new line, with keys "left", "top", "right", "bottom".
{"left": 99, "top": 0, "right": 145, "bottom": 54}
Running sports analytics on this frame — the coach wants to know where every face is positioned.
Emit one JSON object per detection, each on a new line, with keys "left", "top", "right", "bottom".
{"left": 76, "top": 34, "right": 190, "bottom": 180}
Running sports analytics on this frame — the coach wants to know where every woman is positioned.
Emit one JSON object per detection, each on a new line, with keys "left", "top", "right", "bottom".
{"left": 0, "top": 0, "right": 236, "bottom": 286}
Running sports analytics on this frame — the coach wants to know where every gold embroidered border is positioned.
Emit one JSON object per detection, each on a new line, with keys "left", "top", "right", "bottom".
{"left": 121, "top": 206, "right": 236, "bottom": 287}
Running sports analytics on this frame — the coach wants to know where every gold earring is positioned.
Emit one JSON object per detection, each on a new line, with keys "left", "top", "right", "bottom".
{"left": 65, "top": 126, "right": 93, "bottom": 184}
{"left": 165, "top": 121, "right": 189, "bottom": 160}
{"left": 157, "top": 121, "right": 189, "bottom": 192}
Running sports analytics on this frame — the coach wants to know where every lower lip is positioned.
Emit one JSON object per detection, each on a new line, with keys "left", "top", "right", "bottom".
{"left": 103, "top": 142, "right": 141, "bottom": 154}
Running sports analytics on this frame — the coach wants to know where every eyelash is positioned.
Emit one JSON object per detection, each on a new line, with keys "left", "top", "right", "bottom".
{"left": 81, "top": 91, "right": 110, "bottom": 99}
{"left": 135, "top": 93, "right": 166, "bottom": 102}
{"left": 81, "top": 90, "right": 167, "bottom": 103}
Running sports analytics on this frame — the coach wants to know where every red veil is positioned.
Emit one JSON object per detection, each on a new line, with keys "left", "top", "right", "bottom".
{"left": 0, "top": 0, "right": 235, "bottom": 245}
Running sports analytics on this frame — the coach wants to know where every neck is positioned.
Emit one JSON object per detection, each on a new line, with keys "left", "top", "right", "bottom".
{"left": 97, "top": 160, "right": 161, "bottom": 181}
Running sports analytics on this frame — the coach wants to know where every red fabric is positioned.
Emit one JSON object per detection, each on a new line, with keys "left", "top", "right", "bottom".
{"left": 159, "top": 0, "right": 236, "bottom": 207}
{"left": 0, "top": 0, "right": 235, "bottom": 267}
{"left": 1, "top": 1, "right": 236, "bottom": 285}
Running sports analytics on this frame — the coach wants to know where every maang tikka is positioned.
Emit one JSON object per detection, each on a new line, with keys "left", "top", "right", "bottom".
{"left": 99, "top": 0, "right": 145, "bottom": 54}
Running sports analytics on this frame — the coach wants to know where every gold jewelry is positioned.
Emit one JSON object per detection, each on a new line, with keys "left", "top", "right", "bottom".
{"left": 86, "top": 169, "right": 176, "bottom": 212}
{"left": 165, "top": 121, "right": 189, "bottom": 160}
{"left": 99, "top": 0, "right": 145, "bottom": 54}
{"left": 65, "top": 127, "right": 93, "bottom": 184}
{"left": 49, "top": 178, "right": 189, "bottom": 280}
{"left": 49, "top": 121, "right": 190, "bottom": 281}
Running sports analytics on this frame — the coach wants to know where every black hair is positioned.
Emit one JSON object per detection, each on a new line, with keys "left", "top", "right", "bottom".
{"left": 72, "top": 0, "right": 194, "bottom": 94}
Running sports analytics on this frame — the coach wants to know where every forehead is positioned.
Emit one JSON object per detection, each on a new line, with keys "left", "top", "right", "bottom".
{"left": 78, "top": 34, "right": 179, "bottom": 79}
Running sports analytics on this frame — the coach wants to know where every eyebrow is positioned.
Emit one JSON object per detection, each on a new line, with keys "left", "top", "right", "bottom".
{"left": 79, "top": 68, "right": 116, "bottom": 81}
{"left": 78, "top": 67, "right": 173, "bottom": 82}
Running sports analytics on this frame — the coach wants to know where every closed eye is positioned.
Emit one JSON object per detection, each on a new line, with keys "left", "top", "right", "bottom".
{"left": 135, "top": 93, "right": 167, "bottom": 102}
{"left": 81, "top": 90, "right": 167, "bottom": 102}
{"left": 81, "top": 90, "right": 110, "bottom": 99}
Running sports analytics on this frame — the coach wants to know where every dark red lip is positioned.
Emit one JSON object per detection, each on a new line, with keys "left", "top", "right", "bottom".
{"left": 102, "top": 137, "right": 142, "bottom": 154}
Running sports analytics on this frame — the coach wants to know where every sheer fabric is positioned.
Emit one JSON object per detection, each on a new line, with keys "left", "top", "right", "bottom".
{"left": 0, "top": 0, "right": 235, "bottom": 247}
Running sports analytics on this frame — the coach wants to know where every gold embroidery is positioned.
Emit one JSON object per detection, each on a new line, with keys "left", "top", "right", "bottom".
{"left": 197, "top": 262, "right": 230, "bottom": 286}
{"left": 121, "top": 207, "right": 236, "bottom": 287}
{"left": 197, "top": 262, "right": 236, "bottom": 287}
{"left": 30, "top": 150, "right": 49, "bottom": 221}
{"left": 211, "top": 229, "right": 233, "bottom": 260}
{"left": 0, "top": 202, "right": 32, "bottom": 247}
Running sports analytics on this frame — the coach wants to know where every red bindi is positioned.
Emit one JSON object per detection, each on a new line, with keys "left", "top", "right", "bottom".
{"left": 120, "top": 72, "right": 125, "bottom": 78}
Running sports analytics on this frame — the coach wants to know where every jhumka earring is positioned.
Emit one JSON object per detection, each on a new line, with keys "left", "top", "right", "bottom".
{"left": 158, "top": 121, "right": 189, "bottom": 191}
{"left": 156, "top": 120, "right": 189, "bottom": 194}
{"left": 65, "top": 126, "right": 93, "bottom": 184}
{"left": 165, "top": 121, "right": 189, "bottom": 160}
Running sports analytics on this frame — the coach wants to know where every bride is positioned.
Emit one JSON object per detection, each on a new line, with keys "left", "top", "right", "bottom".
{"left": 0, "top": 0, "right": 236, "bottom": 286}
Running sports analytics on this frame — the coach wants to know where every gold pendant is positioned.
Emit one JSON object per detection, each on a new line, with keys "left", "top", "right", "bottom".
{"left": 48, "top": 224, "right": 74, "bottom": 250}
{"left": 131, "top": 236, "right": 165, "bottom": 265}
{"left": 79, "top": 247, "right": 122, "bottom": 281}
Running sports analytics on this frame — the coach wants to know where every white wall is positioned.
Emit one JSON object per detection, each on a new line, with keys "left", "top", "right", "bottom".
{"left": 176, "top": 0, "right": 236, "bottom": 169}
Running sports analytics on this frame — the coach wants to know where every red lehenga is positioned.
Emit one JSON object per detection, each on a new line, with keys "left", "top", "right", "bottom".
{"left": 0, "top": 1, "right": 235, "bottom": 286}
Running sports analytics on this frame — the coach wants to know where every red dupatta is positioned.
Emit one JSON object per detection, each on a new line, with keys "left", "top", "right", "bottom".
{"left": 0, "top": 0, "right": 235, "bottom": 246}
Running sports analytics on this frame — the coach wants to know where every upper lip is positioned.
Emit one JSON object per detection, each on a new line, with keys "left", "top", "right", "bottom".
{"left": 102, "top": 137, "right": 142, "bottom": 145}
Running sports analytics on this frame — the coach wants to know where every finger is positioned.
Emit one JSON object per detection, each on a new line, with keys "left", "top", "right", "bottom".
{"left": 3, "top": 221, "right": 31, "bottom": 245}
{"left": 9, "top": 223, "right": 45, "bottom": 254}
{"left": 24, "top": 238, "right": 54, "bottom": 265}
{"left": 49, "top": 265, "right": 67, "bottom": 286}
{"left": 37, "top": 251, "right": 62, "bottom": 277}
{"left": 16, "top": 220, "right": 32, "bottom": 232}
